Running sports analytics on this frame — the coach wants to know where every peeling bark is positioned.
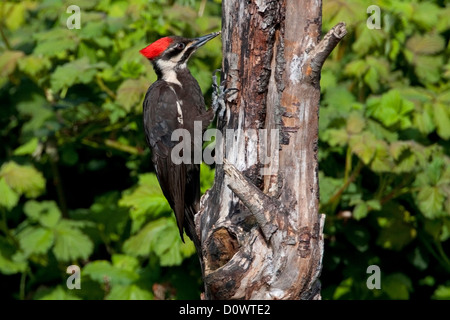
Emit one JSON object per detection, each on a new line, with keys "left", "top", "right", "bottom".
{"left": 197, "top": 0, "right": 346, "bottom": 300}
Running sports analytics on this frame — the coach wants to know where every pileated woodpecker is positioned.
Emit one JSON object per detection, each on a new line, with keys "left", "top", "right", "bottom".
{"left": 140, "top": 32, "right": 220, "bottom": 247}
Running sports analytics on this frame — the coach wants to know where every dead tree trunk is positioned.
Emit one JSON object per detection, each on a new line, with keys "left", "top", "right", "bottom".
{"left": 196, "top": 0, "right": 346, "bottom": 300}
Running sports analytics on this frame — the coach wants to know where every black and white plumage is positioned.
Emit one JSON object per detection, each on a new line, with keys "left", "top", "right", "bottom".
{"left": 140, "top": 33, "right": 220, "bottom": 246}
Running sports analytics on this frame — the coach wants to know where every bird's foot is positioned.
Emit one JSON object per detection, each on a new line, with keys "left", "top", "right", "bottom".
{"left": 212, "top": 69, "right": 238, "bottom": 121}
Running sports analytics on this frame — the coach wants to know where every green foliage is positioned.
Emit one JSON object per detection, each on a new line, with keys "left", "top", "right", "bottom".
{"left": 0, "top": 0, "right": 219, "bottom": 300}
{"left": 119, "top": 173, "right": 172, "bottom": 230}
{"left": 123, "top": 217, "right": 196, "bottom": 266}
{"left": 0, "top": 162, "right": 45, "bottom": 198}
{"left": 321, "top": 0, "right": 450, "bottom": 300}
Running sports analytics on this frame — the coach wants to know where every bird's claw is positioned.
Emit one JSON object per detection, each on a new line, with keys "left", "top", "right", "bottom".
{"left": 212, "top": 69, "right": 238, "bottom": 121}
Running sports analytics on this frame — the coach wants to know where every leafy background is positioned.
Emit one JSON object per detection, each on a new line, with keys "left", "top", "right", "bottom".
{"left": 0, "top": 0, "right": 448, "bottom": 300}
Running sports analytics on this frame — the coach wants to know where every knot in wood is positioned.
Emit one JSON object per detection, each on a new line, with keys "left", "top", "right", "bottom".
{"left": 206, "top": 227, "right": 239, "bottom": 271}
{"left": 298, "top": 227, "right": 312, "bottom": 258}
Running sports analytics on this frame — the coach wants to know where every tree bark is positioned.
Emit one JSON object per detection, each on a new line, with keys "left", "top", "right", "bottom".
{"left": 197, "top": 0, "right": 346, "bottom": 300}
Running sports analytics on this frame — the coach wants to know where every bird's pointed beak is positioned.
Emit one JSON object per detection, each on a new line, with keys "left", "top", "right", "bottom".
{"left": 191, "top": 31, "right": 221, "bottom": 49}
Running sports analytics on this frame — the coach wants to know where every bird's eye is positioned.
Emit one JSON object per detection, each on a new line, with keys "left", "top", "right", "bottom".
{"left": 176, "top": 43, "right": 185, "bottom": 50}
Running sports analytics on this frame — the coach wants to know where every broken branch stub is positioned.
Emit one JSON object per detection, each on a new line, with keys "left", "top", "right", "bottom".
{"left": 223, "top": 158, "right": 279, "bottom": 242}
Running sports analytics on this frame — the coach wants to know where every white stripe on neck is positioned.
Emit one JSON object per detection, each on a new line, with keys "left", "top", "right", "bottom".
{"left": 157, "top": 59, "right": 183, "bottom": 87}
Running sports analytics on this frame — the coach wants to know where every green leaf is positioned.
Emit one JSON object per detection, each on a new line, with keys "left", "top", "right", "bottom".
{"left": 85, "top": 191, "right": 129, "bottom": 242}
{"left": 23, "top": 200, "right": 61, "bottom": 228}
{"left": 389, "top": 39, "right": 400, "bottom": 61}
{"left": 323, "top": 86, "right": 356, "bottom": 111}
{"left": 352, "top": 24, "right": 384, "bottom": 56}
{"left": 349, "top": 132, "right": 377, "bottom": 164}
{"left": 416, "top": 186, "right": 444, "bottom": 219}
{"left": 427, "top": 157, "right": 444, "bottom": 186}
{"left": 433, "top": 103, "right": 450, "bottom": 140}
{"left": 15, "top": 94, "right": 53, "bottom": 135}
{"left": 34, "top": 285, "right": 81, "bottom": 300}
{"left": 153, "top": 220, "right": 188, "bottom": 266}
{"left": 83, "top": 260, "right": 138, "bottom": 285}
{"left": 394, "top": 150, "right": 416, "bottom": 173}
{"left": 17, "top": 227, "right": 54, "bottom": 257}
{"left": 112, "top": 254, "right": 139, "bottom": 272}
{"left": 106, "top": 284, "right": 153, "bottom": 300}
{"left": 320, "top": 70, "right": 337, "bottom": 92}
{"left": 432, "top": 285, "right": 450, "bottom": 300}
{"left": 0, "top": 51, "right": 25, "bottom": 77}
{"left": 4, "top": 2, "right": 27, "bottom": 31}
{"left": 333, "top": 278, "right": 353, "bottom": 300}
{"left": 102, "top": 102, "right": 127, "bottom": 124}
{"left": 363, "top": 66, "right": 379, "bottom": 92}
{"left": 123, "top": 217, "right": 195, "bottom": 266}
{"left": 123, "top": 218, "right": 167, "bottom": 257}
{"left": 50, "top": 58, "right": 99, "bottom": 93}
{"left": 77, "top": 42, "right": 98, "bottom": 63}
{"left": 368, "top": 90, "right": 414, "bottom": 128}
{"left": 0, "top": 177, "right": 20, "bottom": 210}
{"left": 367, "top": 120, "right": 398, "bottom": 142}
{"left": 414, "top": 56, "right": 443, "bottom": 84}
{"left": 79, "top": 20, "right": 106, "bottom": 40}
{"left": 415, "top": 157, "right": 445, "bottom": 188}
{"left": 383, "top": 273, "right": 412, "bottom": 300}
{"left": 376, "top": 206, "right": 416, "bottom": 251}
{"left": 441, "top": 219, "right": 450, "bottom": 242}
{"left": 344, "top": 59, "right": 367, "bottom": 78}
{"left": 411, "top": 2, "right": 440, "bottom": 29}
{"left": 414, "top": 104, "right": 435, "bottom": 135}
{"left": 116, "top": 77, "right": 149, "bottom": 112}
{"left": 389, "top": 142, "right": 410, "bottom": 161}
{"left": 0, "top": 237, "right": 27, "bottom": 275}
{"left": 419, "top": 276, "right": 435, "bottom": 287}
{"left": 53, "top": 221, "right": 93, "bottom": 262}
{"left": 120, "top": 61, "right": 145, "bottom": 79}
{"left": 437, "top": 7, "right": 450, "bottom": 32}
{"left": 353, "top": 202, "right": 368, "bottom": 220}
{"left": 0, "top": 162, "right": 46, "bottom": 198}
{"left": 119, "top": 173, "right": 172, "bottom": 223}
{"left": 346, "top": 112, "right": 365, "bottom": 135}
{"left": 17, "top": 55, "right": 51, "bottom": 78}
{"left": 406, "top": 34, "right": 445, "bottom": 55}
{"left": 371, "top": 141, "right": 393, "bottom": 172}
{"left": 409, "top": 247, "right": 428, "bottom": 271}
{"left": 33, "top": 29, "right": 78, "bottom": 57}
{"left": 319, "top": 172, "right": 343, "bottom": 204}
{"left": 13, "top": 138, "right": 39, "bottom": 156}
{"left": 323, "top": 0, "right": 365, "bottom": 29}
{"left": 366, "top": 199, "right": 381, "bottom": 211}
{"left": 324, "top": 129, "right": 348, "bottom": 147}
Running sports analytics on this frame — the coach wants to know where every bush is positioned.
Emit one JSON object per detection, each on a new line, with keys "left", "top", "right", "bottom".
{"left": 0, "top": 0, "right": 220, "bottom": 300}
{"left": 319, "top": 0, "right": 450, "bottom": 300}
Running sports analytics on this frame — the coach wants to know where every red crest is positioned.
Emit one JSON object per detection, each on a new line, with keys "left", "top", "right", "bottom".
{"left": 140, "top": 37, "right": 173, "bottom": 59}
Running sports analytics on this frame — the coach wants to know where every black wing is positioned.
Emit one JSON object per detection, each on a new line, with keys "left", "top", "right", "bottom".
{"left": 143, "top": 81, "right": 200, "bottom": 244}
{"left": 143, "top": 81, "right": 179, "bottom": 158}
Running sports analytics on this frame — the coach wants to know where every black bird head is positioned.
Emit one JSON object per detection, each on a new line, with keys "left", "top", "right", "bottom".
{"left": 140, "top": 32, "right": 220, "bottom": 79}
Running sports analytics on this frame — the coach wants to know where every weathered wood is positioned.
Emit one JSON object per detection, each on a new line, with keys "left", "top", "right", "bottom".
{"left": 223, "top": 158, "right": 279, "bottom": 242}
{"left": 197, "top": 0, "right": 346, "bottom": 300}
